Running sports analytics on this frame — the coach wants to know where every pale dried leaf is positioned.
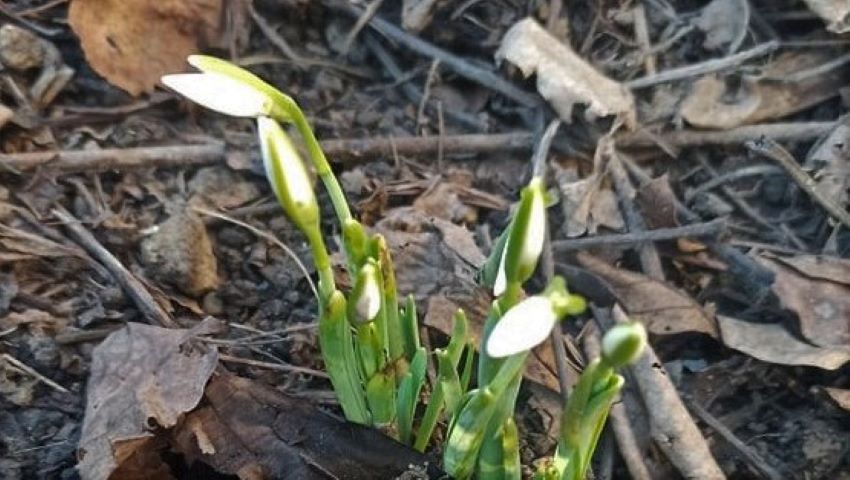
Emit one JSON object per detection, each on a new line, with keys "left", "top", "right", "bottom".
{"left": 824, "top": 387, "right": 850, "bottom": 411}
{"left": 718, "top": 315, "right": 850, "bottom": 370}
{"left": 577, "top": 252, "right": 718, "bottom": 337}
{"left": 758, "top": 256, "right": 850, "bottom": 348}
{"left": 681, "top": 50, "right": 846, "bottom": 128}
{"left": 694, "top": 0, "right": 749, "bottom": 51}
{"left": 77, "top": 320, "right": 220, "bottom": 480}
{"left": 497, "top": 18, "right": 635, "bottom": 126}
{"left": 402, "top": 0, "right": 441, "bottom": 32}
{"left": 770, "top": 254, "right": 850, "bottom": 286}
{"left": 69, "top": 0, "right": 223, "bottom": 96}
{"left": 803, "top": 0, "right": 850, "bottom": 33}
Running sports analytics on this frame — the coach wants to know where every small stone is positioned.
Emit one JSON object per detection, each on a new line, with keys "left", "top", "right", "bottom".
{"left": 0, "top": 24, "right": 44, "bottom": 71}
{"left": 140, "top": 209, "right": 220, "bottom": 296}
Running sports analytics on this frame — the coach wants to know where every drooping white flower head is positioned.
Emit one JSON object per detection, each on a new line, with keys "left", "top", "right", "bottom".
{"left": 161, "top": 72, "right": 272, "bottom": 118}
{"left": 257, "top": 116, "right": 318, "bottom": 230}
{"left": 486, "top": 296, "right": 557, "bottom": 358}
{"left": 354, "top": 263, "right": 382, "bottom": 322}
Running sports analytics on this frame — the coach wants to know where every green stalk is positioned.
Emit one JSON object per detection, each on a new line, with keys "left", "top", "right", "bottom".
{"left": 318, "top": 291, "right": 369, "bottom": 424}
{"left": 288, "top": 107, "right": 352, "bottom": 225}
{"left": 502, "top": 418, "right": 521, "bottom": 480}
{"left": 375, "top": 235, "right": 405, "bottom": 362}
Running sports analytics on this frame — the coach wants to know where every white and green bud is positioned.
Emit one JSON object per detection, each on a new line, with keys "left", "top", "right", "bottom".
{"left": 348, "top": 262, "right": 382, "bottom": 324}
{"left": 257, "top": 116, "right": 319, "bottom": 234}
{"left": 494, "top": 177, "right": 547, "bottom": 296}
{"left": 601, "top": 322, "right": 647, "bottom": 368}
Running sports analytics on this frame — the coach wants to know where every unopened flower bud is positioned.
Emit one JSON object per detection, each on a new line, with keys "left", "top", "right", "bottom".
{"left": 257, "top": 117, "right": 319, "bottom": 234}
{"left": 601, "top": 322, "right": 647, "bottom": 368}
{"left": 349, "top": 262, "right": 382, "bottom": 324}
{"left": 494, "top": 178, "right": 546, "bottom": 296}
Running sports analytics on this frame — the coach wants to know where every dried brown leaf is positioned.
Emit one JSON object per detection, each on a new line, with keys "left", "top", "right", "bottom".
{"left": 577, "top": 252, "right": 718, "bottom": 337}
{"left": 635, "top": 174, "right": 679, "bottom": 230}
{"left": 718, "top": 315, "right": 850, "bottom": 370}
{"left": 770, "top": 254, "right": 850, "bottom": 286}
{"left": 758, "top": 256, "right": 850, "bottom": 348}
{"left": 172, "top": 373, "right": 435, "bottom": 479}
{"left": 497, "top": 18, "right": 635, "bottom": 126}
{"left": 556, "top": 168, "right": 624, "bottom": 238}
{"left": 69, "top": 0, "right": 223, "bottom": 96}
{"left": 680, "top": 50, "right": 847, "bottom": 128}
{"left": 825, "top": 387, "right": 850, "bottom": 411}
{"left": 805, "top": 123, "right": 850, "bottom": 211}
{"left": 77, "top": 320, "right": 220, "bottom": 480}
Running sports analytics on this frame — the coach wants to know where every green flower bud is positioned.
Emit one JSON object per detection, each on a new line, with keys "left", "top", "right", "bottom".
{"left": 601, "top": 322, "right": 647, "bottom": 368}
{"left": 494, "top": 177, "right": 546, "bottom": 296}
{"left": 257, "top": 116, "right": 320, "bottom": 235}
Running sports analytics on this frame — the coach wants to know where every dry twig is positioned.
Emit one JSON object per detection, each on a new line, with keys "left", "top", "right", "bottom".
{"left": 746, "top": 137, "right": 850, "bottom": 228}
{"left": 53, "top": 207, "right": 176, "bottom": 328}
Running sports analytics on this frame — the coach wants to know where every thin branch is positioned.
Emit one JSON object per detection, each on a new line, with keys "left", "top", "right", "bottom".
{"left": 746, "top": 137, "right": 850, "bottom": 228}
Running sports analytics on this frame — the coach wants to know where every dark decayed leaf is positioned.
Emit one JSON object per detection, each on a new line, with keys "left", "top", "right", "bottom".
{"left": 77, "top": 319, "right": 221, "bottom": 480}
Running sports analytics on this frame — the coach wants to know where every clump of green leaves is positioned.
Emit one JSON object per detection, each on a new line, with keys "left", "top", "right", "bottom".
{"left": 163, "top": 57, "right": 647, "bottom": 479}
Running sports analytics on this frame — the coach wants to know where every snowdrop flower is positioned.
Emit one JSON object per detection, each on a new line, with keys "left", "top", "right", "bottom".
{"left": 601, "top": 322, "right": 647, "bottom": 368}
{"left": 161, "top": 71, "right": 273, "bottom": 118}
{"left": 350, "top": 262, "right": 382, "bottom": 323}
{"left": 486, "top": 296, "right": 556, "bottom": 358}
{"left": 257, "top": 116, "right": 319, "bottom": 232}
{"left": 493, "top": 178, "right": 546, "bottom": 297}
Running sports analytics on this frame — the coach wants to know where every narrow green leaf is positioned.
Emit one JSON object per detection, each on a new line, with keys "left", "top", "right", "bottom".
{"left": 365, "top": 371, "right": 396, "bottom": 426}
{"left": 502, "top": 418, "right": 521, "bottom": 480}
{"left": 318, "top": 291, "right": 369, "bottom": 424}
{"left": 400, "top": 294, "right": 420, "bottom": 360}
{"left": 396, "top": 347, "right": 427, "bottom": 444}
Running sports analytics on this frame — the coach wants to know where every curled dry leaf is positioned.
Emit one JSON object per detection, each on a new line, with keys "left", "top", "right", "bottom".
{"left": 718, "top": 315, "right": 850, "bottom": 370}
{"left": 802, "top": 0, "right": 850, "bottom": 33}
{"left": 680, "top": 50, "right": 847, "bottom": 129}
{"left": 69, "top": 0, "right": 223, "bottom": 96}
{"left": 757, "top": 256, "right": 850, "bottom": 348}
{"left": 497, "top": 18, "right": 635, "bottom": 126}
{"left": 577, "top": 252, "right": 718, "bottom": 337}
{"left": 77, "top": 320, "right": 220, "bottom": 480}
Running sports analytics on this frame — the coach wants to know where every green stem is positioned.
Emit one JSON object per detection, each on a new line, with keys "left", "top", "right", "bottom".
{"left": 290, "top": 108, "right": 352, "bottom": 225}
{"left": 305, "top": 228, "right": 335, "bottom": 301}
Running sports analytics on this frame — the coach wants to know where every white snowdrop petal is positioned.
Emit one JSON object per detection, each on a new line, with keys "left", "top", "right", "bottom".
{"left": 161, "top": 73, "right": 269, "bottom": 117}
{"left": 356, "top": 273, "right": 382, "bottom": 321}
{"left": 486, "top": 296, "right": 557, "bottom": 358}
{"left": 493, "top": 246, "right": 508, "bottom": 297}
{"left": 521, "top": 190, "right": 546, "bottom": 269}
{"left": 257, "top": 117, "right": 279, "bottom": 198}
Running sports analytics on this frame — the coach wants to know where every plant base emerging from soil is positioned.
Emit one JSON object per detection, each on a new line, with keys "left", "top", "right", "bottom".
{"left": 163, "top": 56, "right": 647, "bottom": 479}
